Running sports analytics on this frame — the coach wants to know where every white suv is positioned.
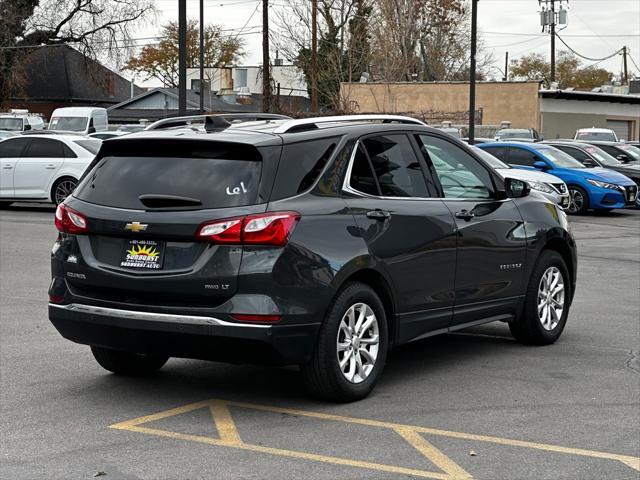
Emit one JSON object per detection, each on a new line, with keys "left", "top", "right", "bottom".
{"left": 0, "top": 111, "right": 45, "bottom": 132}
{"left": 574, "top": 128, "right": 618, "bottom": 142}
{"left": 0, "top": 134, "right": 101, "bottom": 206}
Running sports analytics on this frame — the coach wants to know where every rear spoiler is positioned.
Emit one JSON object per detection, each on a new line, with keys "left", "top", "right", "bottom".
{"left": 144, "top": 113, "right": 291, "bottom": 132}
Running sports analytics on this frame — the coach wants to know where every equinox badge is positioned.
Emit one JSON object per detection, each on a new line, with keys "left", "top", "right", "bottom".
{"left": 125, "top": 222, "right": 148, "bottom": 233}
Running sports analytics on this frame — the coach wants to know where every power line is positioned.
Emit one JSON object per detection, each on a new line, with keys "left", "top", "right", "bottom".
{"left": 555, "top": 33, "right": 623, "bottom": 62}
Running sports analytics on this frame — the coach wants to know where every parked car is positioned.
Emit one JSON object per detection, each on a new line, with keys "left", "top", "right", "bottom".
{"left": 89, "top": 131, "right": 129, "bottom": 140}
{"left": 581, "top": 141, "right": 640, "bottom": 165}
{"left": 477, "top": 142, "right": 638, "bottom": 215}
{"left": 0, "top": 109, "right": 45, "bottom": 132}
{"left": 0, "top": 134, "right": 101, "bottom": 207}
{"left": 116, "top": 124, "right": 146, "bottom": 133}
{"left": 49, "top": 114, "right": 577, "bottom": 402}
{"left": 48, "top": 107, "right": 108, "bottom": 135}
{"left": 574, "top": 127, "right": 618, "bottom": 143}
{"left": 435, "top": 127, "right": 462, "bottom": 138}
{"left": 462, "top": 137, "right": 493, "bottom": 144}
{"left": 473, "top": 146, "right": 569, "bottom": 209}
{"left": 495, "top": 128, "right": 541, "bottom": 142}
{"left": 545, "top": 141, "right": 640, "bottom": 208}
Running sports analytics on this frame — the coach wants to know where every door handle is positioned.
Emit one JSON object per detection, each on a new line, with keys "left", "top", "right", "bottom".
{"left": 2, "top": 165, "right": 13, "bottom": 169}
{"left": 45, "top": 164, "right": 56, "bottom": 169}
{"left": 455, "top": 209, "right": 475, "bottom": 221}
{"left": 366, "top": 209, "right": 391, "bottom": 220}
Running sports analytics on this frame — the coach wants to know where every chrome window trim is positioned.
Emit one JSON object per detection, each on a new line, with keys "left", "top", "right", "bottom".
{"left": 49, "top": 303, "right": 272, "bottom": 329}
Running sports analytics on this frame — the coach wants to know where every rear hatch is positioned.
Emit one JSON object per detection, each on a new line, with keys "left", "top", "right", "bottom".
{"left": 61, "top": 136, "right": 280, "bottom": 309}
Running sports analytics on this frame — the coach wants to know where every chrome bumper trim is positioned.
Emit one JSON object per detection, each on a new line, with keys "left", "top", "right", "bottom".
{"left": 49, "top": 303, "right": 272, "bottom": 329}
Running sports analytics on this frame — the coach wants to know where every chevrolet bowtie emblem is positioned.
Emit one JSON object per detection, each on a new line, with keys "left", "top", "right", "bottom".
{"left": 125, "top": 222, "right": 148, "bottom": 233}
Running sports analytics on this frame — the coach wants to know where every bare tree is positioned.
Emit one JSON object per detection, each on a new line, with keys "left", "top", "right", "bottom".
{"left": 0, "top": 0, "right": 155, "bottom": 104}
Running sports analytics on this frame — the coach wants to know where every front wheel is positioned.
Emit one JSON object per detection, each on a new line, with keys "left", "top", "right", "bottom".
{"left": 91, "top": 346, "right": 169, "bottom": 375}
{"left": 509, "top": 250, "right": 571, "bottom": 345}
{"left": 301, "top": 282, "right": 388, "bottom": 402}
{"left": 566, "top": 186, "right": 589, "bottom": 215}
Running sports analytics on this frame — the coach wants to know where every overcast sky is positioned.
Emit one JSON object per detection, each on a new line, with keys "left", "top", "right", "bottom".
{"left": 135, "top": 0, "right": 640, "bottom": 86}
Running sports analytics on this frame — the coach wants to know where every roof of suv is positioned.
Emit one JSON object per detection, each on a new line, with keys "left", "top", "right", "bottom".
{"left": 107, "top": 115, "right": 436, "bottom": 147}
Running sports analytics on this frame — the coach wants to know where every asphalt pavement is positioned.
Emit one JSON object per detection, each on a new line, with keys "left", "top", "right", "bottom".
{"left": 1, "top": 203, "right": 639, "bottom": 480}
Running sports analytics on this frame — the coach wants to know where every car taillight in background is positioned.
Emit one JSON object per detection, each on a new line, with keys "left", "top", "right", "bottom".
{"left": 55, "top": 204, "right": 88, "bottom": 234}
{"left": 197, "top": 211, "right": 300, "bottom": 246}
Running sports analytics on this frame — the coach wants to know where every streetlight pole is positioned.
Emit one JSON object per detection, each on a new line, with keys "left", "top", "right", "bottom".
{"left": 468, "top": 0, "right": 478, "bottom": 145}
{"left": 199, "top": 0, "right": 204, "bottom": 113}
{"left": 178, "top": 0, "right": 187, "bottom": 115}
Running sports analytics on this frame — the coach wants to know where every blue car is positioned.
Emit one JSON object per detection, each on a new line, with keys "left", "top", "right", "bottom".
{"left": 477, "top": 142, "right": 638, "bottom": 214}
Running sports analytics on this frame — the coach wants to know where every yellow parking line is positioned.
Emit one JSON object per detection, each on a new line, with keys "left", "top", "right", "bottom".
{"left": 110, "top": 398, "right": 640, "bottom": 476}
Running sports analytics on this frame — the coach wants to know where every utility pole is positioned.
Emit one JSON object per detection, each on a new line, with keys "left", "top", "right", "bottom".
{"left": 311, "top": 0, "right": 319, "bottom": 112}
{"left": 468, "top": 0, "right": 478, "bottom": 145}
{"left": 262, "top": 0, "right": 272, "bottom": 113}
{"left": 199, "top": 0, "right": 205, "bottom": 113}
{"left": 539, "top": 1, "right": 568, "bottom": 86}
{"left": 504, "top": 51, "right": 509, "bottom": 81}
{"left": 178, "top": 0, "right": 187, "bottom": 115}
{"left": 622, "top": 45, "right": 628, "bottom": 84}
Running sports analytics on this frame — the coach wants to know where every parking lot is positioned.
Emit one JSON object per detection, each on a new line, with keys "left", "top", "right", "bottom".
{"left": 1, "top": 204, "right": 639, "bottom": 480}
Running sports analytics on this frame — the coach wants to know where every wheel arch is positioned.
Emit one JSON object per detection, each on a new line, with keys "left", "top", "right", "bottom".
{"left": 540, "top": 237, "right": 576, "bottom": 299}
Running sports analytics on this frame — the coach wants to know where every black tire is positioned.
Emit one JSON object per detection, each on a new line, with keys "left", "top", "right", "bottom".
{"left": 509, "top": 250, "right": 571, "bottom": 345}
{"left": 51, "top": 177, "right": 78, "bottom": 206}
{"left": 566, "top": 185, "right": 589, "bottom": 215}
{"left": 91, "top": 346, "right": 169, "bottom": 375}
{"left": 301, "top": 282, "right": 388, "bottom": 402}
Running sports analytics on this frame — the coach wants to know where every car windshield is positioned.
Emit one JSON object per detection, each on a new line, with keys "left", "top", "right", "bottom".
{"left": 474, "top": 147, "right": 509, "bottom": 169}
{"left": 576, "top": 131, "right": 616, "bottom": 142}
{"left": 618, "top": 144, "right": 640, "bottom": 161}
{"left": 74, "top": 139, "right": 101, "bottom": 155}
{"left": 583, "top": 146, "right": 620, "bottom": 166}
{"left": 49, "top": 116, "right": 88, "bottom": 132}
{"left": 0, "top": 118, "right": 23, "bottom": 131}
{"left": 496, "top": 129, "right": 531, "bottom": 139}
{"left": 537, "top": 147, "right": 585, "bottom": 168}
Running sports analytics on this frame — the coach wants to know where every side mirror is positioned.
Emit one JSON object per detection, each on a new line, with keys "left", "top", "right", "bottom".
{"left": 616, "top": 154, "right": 629, "bottom": 163}
{"left": 583, "top": 159, "right": 596, "bottom": 168}
{"left": 533, "top": 160, "right": 548, "bottom": 170}
{"left": 504, "top": 177, "right": 530, "bottom": 198}
{"left": 23, "top": 124, "right": 31, "bottom": 131}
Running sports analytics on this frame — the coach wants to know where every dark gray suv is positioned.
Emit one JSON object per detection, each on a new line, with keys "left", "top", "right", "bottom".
{"left": 49, "top": 115, "right": 577, "bottom": 401}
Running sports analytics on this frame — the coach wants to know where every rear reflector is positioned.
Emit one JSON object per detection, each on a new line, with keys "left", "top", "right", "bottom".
{"left": 231, "top": 314, "right": 282, "bottom": 324}
{"left": 197, "top": 211, "right": 300, "bottom": 246}
{"left": 55, "top": 204, "right": 88, "bottom": 234}
{"left": 48, "top": 294, "right": 65, "bottom": 304}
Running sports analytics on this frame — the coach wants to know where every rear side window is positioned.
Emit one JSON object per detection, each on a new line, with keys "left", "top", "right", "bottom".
{"left": 362, "top": 134, "right": 429, "bottom": 197}
{"left": 74, "top": 139, "right": 101, "bottom": 155}
{"left": 24, "top": 138, "right": 65, "bottom": 158}
{"left": 270, "top": 137, "right": 339, "bottom": 200}
{"left": 0, "top": 137, "right": 30, "bottom": 157}
{"left": 76, "top": 155, "right": 262, "bottom": 209}
{"left": 508, "top": 148, "right": 538, "bottom": 166}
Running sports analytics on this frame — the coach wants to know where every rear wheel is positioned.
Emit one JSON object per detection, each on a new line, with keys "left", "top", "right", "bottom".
{"left": 509, "top": 250, "right": 571, "bottom": 345}
{"left": 566, "top": 185, "right": 589, "bottom": 215}
{"left": 91, "top": 346, "right": 168, "bottom": 375}
{"left": 52, "top": 177, "right": 78, "bottom": 206}
{"left": 301, "top": 282, "right": 388, "bottom": 402}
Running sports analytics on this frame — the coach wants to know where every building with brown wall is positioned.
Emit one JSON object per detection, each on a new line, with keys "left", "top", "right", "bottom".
{"left": 340, "top": 81, "right": 542, "bottom": 129}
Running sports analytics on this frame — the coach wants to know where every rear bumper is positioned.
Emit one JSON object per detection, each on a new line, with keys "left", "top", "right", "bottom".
{"left": 49, "top": 303, "right": 320, "bottom": 365}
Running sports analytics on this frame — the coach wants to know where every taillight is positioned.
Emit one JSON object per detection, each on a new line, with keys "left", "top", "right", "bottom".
{"left": 55, "top": 204, "right": 88, "bottom": 234}
{"left": 197, "top": 211, "right": 300, "bottom": 246}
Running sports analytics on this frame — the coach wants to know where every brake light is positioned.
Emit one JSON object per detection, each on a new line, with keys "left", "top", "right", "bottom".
{"left": 197, "top": 211, "right": 300, "bottom": 246}
{"left": 231, "top": 313, "right": 282, "bottom": 323}
{"left": 55, "top": 204, "right": 88, "bottom": 234}
{"left": 48, "top": 294, "right": 65, "bottom": 304}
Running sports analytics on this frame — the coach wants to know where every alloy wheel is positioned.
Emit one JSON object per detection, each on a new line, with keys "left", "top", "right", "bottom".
{"left": 537, "top": 266, "right": 565, "bottom": 331}
{"left": 54, "top": 179, "right": 77, "bottom": 205}
{"left": 567, "top": 188, "right": 584, "bottom": 214}
{"left": 336, "top": 302, "right": 379, "bottom": 384}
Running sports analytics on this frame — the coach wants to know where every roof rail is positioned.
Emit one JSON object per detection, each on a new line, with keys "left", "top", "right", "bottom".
{"left": 272, "top": 115, "right": 427, "bottom": 134}
{"left": 145, "top": 113, "right": 291, "bottom": 132}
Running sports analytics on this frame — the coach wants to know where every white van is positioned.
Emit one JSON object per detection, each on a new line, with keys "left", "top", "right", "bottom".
{"left": 48, "top": 107, "right": 108, "bottom": 134}
{"left": 0, "top": 110, "right": 45, "bottom": 132}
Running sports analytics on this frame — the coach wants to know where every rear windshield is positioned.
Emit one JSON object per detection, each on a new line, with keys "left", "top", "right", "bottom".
{"left": 576, "top": 131, "right": 616, "bottom": 142}
{"left": 74, "top": 139, "right": 101, "bottom": 154}
{"left": 75, "top": 156, "right": 262, "bottom": 209}
{"left": 496, "top": 129, "right": 531, "bottom": 139}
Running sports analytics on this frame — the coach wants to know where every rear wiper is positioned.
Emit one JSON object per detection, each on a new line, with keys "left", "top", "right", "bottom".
{"left": 138, "top": 194, "right": 203, "bottom": 208}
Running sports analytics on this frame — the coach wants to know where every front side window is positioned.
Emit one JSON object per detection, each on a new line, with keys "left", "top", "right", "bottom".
{"left": 361, "top": 134, "right": 429, "bottom": 197}
{"left": 508, "top": 148, "right": 539, "bottom": 166}
{"left": 417, "top": 135, "right": 493, "bottom": 199}
{"left": 0, "top": 138, "right": 30, "bottom": 157}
